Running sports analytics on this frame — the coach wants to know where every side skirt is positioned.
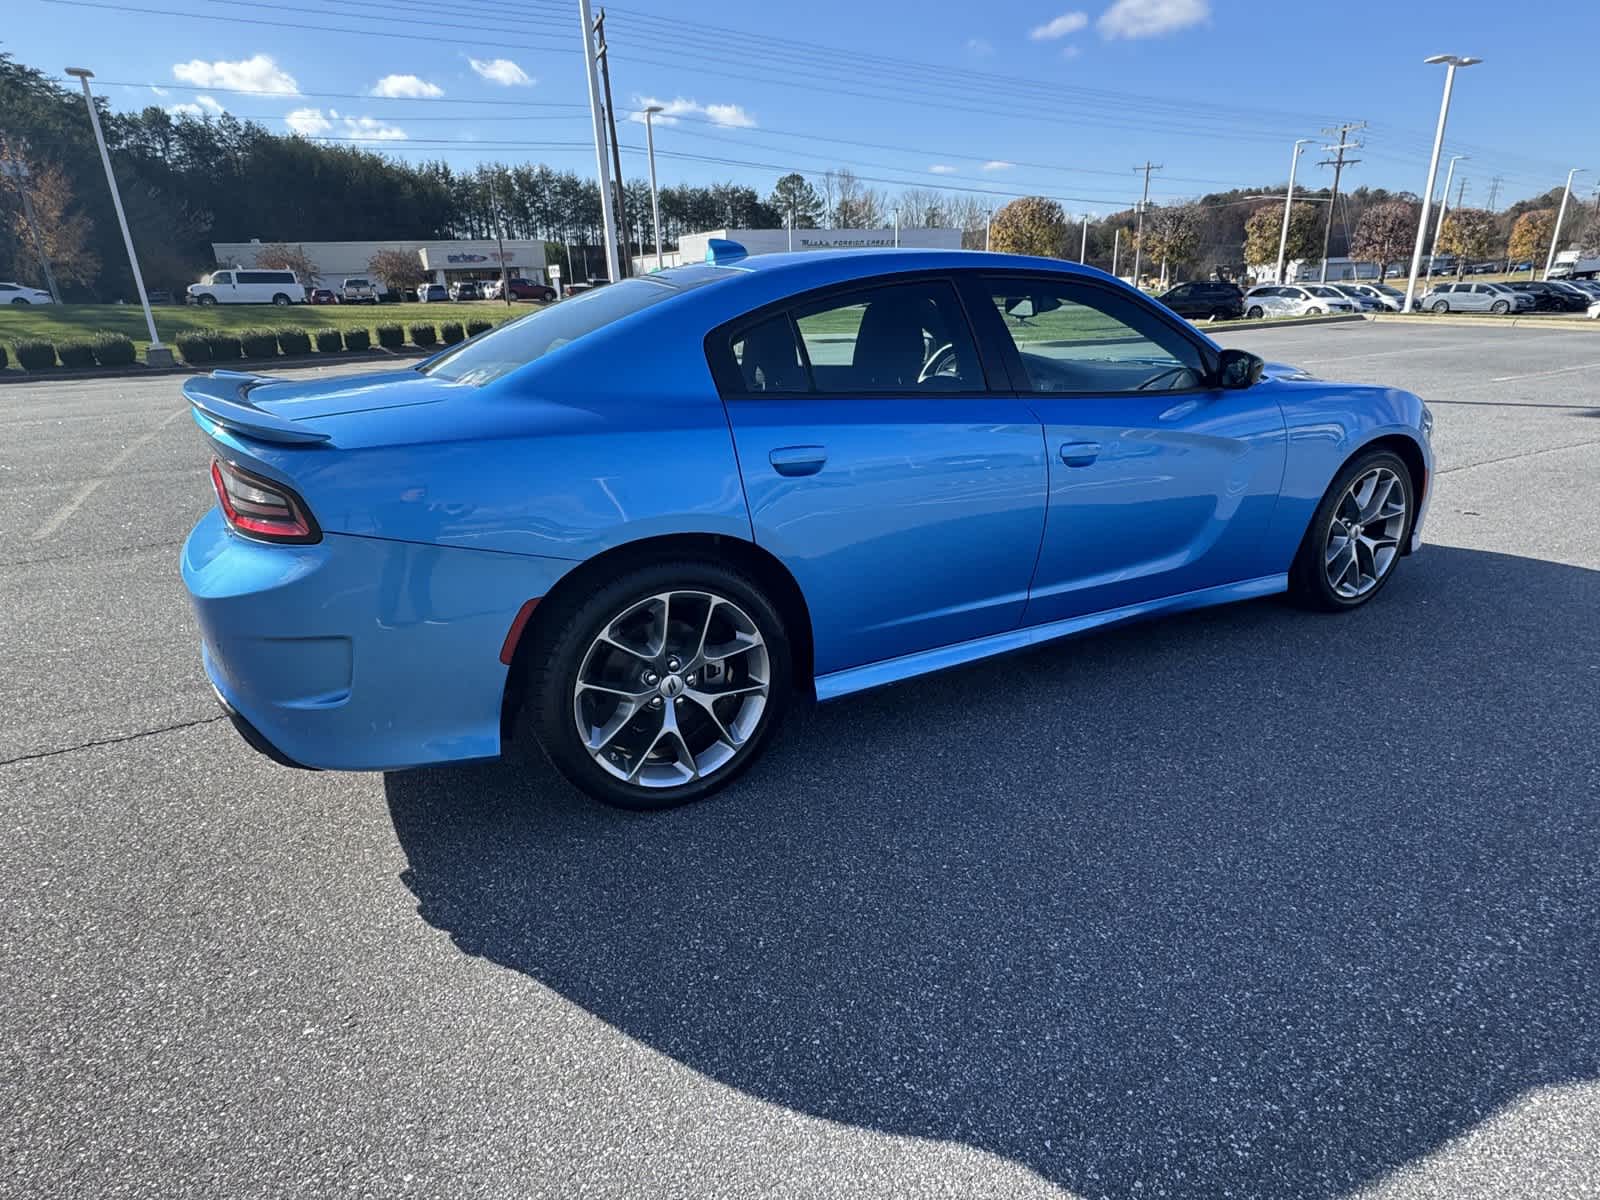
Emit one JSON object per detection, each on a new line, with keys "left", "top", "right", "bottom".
{"left": 814, "top": 574, "right": 1288, "bottom": 702}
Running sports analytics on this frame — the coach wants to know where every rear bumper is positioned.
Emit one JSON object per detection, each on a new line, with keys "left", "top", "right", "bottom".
{"left": 184, "top": 507, "right": 574, "bottom": 771}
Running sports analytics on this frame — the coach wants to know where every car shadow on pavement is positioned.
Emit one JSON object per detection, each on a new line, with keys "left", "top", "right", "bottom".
{"left": 384, "top": 546, "right": 1600, "bottom": 1199}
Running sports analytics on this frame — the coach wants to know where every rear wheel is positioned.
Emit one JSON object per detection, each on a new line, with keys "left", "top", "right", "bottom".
{"left": 524, "top": 561, "right": 792, "bottom": 810}
{"left": 1247, "top": 305, "right": 1264, "bottom": 319}
{"left": 9, "top": 297, "right": 29, "bottom": 305}
{"left": 272, "top": 293, "right": 291, "bottom": 306}
{"left": 1289, "top": 449, "right": 1414, "bottom": 612}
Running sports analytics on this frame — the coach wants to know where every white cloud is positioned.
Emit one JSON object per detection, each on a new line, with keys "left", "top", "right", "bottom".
{"left": 965, "top": 37, "right": 994, "bottom": 56}
{"left": 196, "top": 94, "right": 225, "bottom": 114}
{"left": 1029, "top": 11, "right": 1089, "bottom": 39}
{"left": 1063, "top": 44, "right": 1083, "bottom": 58}
{"left": 341, "top": 115, "right": 408, "bottom": 141}
{"left": 371, "top": 73, "right": 444, "bottom": 98}
{"left": 929, "top": 164, "right": 959, "bottom": 175}
{"left": 168, "top": 95, "right": 224, "bottom": 118}
{"left": 168, "top": 103, "right": 206, "bottom": 118}
{"left": 631, "top": 96, "right": 756, "bottom": 128}
{"left": 469, "top": 57, "right": 533, "bottom": 86}
{"left": 285, "top": 108, "right": 333, "bottom": 135}
{"left": 149, "top": 85, "right": 168, "bottom": 97}
{"left": 982, "top": 161, "right": 1014, "bottom": 171}
{"left": 1097, "top": 0, "right": 1209, "bottom": 39}
{"left": 173, "top": 54, "right": 298, "bottom": 95}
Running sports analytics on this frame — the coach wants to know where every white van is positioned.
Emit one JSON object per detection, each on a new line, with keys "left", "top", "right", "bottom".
{"left": 187, "top": 269, "right": 305, "bottom": 306}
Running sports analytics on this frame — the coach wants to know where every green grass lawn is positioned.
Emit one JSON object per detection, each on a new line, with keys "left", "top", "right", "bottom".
{"left": 0, "top": 300, "right": 540, "bottom": 366}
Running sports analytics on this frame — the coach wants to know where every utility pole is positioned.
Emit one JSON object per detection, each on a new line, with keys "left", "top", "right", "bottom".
{"left": 492, "top": 182, "right": 511, "bottom": 309}
{"left": 1426, "top": 155, "right": 1466, "bottom": 286}
{"left": 1486, "top": 175, "right": 1504, "bottom": 211}
{"left": 1454, "top": 177, "right": 1469, "bottom": 209}
{"left": 0, "top": 146, "right": 61, "bottom": 304}
{"left": 1131, "top": 161, "right": 1161, "bottom": 287}
{"left": 577, "top": 0, "right": 619, "bottom": 285}
{"left": 1316, "top": 121, "right": 1364, "bottom": 282}
{"left": 593, "top": 8, "right": 629, "bottom": 279}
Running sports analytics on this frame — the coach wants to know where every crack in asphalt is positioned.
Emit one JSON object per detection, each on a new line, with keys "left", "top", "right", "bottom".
{"left": 1437, "top": 436, "right": 1600, "bottom": 476}
{"left": 2, "top": 537, "right": 186, "bottom": 569}
{"left": 0, "top": 715, "right": 227, "bottom": 768}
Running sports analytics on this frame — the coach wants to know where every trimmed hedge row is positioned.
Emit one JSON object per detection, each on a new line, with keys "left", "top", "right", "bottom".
{"left": 6, "top": 320, "right": 482, "bottom": 371}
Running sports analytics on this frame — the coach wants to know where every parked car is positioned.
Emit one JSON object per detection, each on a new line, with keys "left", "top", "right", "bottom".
{"left": 0, "top": 281, "right": 54, "bottom": 304}
{"left": 1504, "top": 281, "right": 1587, "bottom": 312}
{"left": 484, "top": 276, "right": 557, "bottom": 302}
{"left": 418, "top": 283, "right": 449, "bottom": 303}
{"left": 340, "top": 276, "right": 379, "bottom": 304}
{"left": 1589, "top": 300, "right": 1600, "bottom": 320}
{"left": 1562, "top": 279, "right": 1600, "bottom": 303}
{"left": 1328, "top": 283, "right": 1405, "bottom": 312}
{"left": 1417, "top": 282, "right": 1533, "bottom": 314}
{"left": 1320, "top": 285, "right": 1382, "bottom": 313}
{"left": 180, "top": 244, "right": 1434, "bottom": 809}
{"left": 1241, "top": 284, "right": 1357, "bottom": 318}
{"left": 187, "top": 269, "right": 304, "bottom": 306}
{"left": 307, "top": 288, "right": 338, "bottom": 305}
{"left": 450, "top": 279, "right": 484, "bottom": 301}
{"left": 1156, "top": 280, "right": 1244, "bottom": 321}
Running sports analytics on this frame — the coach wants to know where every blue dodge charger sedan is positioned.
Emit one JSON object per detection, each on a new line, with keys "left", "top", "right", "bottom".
{"left": 183, "top": 244, "right": 1433, "bottom": 808}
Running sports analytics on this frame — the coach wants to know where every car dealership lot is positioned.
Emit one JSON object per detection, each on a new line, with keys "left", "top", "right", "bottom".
{"left": 2, "top": 324, "right": 1597, "bottom": 1198}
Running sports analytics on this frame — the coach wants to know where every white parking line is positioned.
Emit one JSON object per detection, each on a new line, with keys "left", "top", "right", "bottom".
{"left": 30, "top": 407, "right": 188, "bottom": 541}
{"left": 1489, "top": 361, "right": 1600, "bottom": 384}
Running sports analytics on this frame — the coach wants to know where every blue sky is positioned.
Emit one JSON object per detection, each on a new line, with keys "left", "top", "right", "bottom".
{"left": 8, "top": 0, "right": 1595, "bottom": 215}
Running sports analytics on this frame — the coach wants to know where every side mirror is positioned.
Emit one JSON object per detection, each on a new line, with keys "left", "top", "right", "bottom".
{"left": 1217, "top": 348, "right": 1264, "bottom": 389}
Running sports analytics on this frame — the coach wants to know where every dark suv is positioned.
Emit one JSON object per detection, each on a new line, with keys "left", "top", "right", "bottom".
{"left": 1157, "top": 280, "right": 1245, "bottom": 321}
{"left": 1505, "top": 281, "right": 1588, "bottom": 312}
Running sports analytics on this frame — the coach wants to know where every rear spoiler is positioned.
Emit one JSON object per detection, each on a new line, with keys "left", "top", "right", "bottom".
{"left": 183, "top": 371, "right": 331, "bottom": 446}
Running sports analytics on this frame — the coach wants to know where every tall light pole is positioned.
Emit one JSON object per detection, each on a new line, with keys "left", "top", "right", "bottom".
{"left": 1544, "top": 166, "right": 1588, "bottom": 279}
{"left": 577, "top": 0, "right": 619, "bottom": 283}
{"left": 65, "top": 67, "right": 171, "bottom": 366}
{"left": 1425, "top": 154, "right": 1468, "bottom": 285}
{"left": 642, "top": 104, "right": 664, "bottom": 271}
{"left": 984, "top": 208, "right": 992, "bottom": 252}
{"left": 1275, "top": 138, "right": 1312, "bottom": 284}
{"left": 1080, "top": 212, "right": 1090, "bottom": 263}
{"left": 892, "top": 207, "right": 900, "bottom": 248}
{"left": 1403, "top": 55, "right": 1481, "bottom": 313}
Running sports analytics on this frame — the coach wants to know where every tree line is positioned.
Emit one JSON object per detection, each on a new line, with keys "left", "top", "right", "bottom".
{"left": 3, "top": 52, "right": 1596, "bottom": 299}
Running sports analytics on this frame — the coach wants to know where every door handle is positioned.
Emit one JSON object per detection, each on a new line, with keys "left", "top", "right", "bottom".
{"left": 1059, "top": 441, "right": 1101, "bottom": 467}
{"left": 769, "top": 445, "right": 827, "bottom": 477}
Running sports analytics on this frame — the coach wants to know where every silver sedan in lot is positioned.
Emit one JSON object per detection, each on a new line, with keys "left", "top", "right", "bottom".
{"left": 1241, "top": 284, "right": 1358, "bottom": 318}
{"left": 1417, "top": 282, "right": 1534, "bottom": 314}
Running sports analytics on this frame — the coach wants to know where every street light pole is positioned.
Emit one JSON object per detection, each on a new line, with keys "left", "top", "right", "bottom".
{"left": 643, "top": 104, "right": 664, "bottom": 271}
{"left": 1544, "top": 166, "right": 1587, "bottom": 280}
{"left": 1425, "top": 154, "right": 1467, "bottom": 285}
{"left": 1275, "top": 138, "right": 1312, "bottom": 285}
{"left": 893, "top": 207, "right": 900, "bottom": 248}
{"left": 1080, "top": 212, "right": 1089, "bottom": 263}
{"left": 64, "top": 67, "right": 171, "bottom": 365}
{"left": 984, "top": 208, "right": 992, "bottom": 252}
{"left": 1402, "top": 55, "right": 1481, "bottom": 314}
{"left": 577, "top": 0, "right": 619, "bottom": 284}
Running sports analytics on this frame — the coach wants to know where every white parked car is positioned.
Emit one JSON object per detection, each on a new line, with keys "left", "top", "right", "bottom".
{"left": 0, "top": 281, "right": 53, "bottom": 305}
{"left": 187, "top": 269, "right": 305, "bottom": 306}
{"left": 1416, "top": 281, "right": 1534, "bottom": 314}
{"left": 1330, "top": 282, "right": 1407, "bottom": 312}
{"left": 1589, "top": 300, "right": 1600, "bottom": 320}
{"left": 1241, "top": 284, "right": 1358, "bottom": 318}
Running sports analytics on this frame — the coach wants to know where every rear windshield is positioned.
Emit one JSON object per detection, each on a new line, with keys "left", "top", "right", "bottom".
{"left": 421, "top": 273, "right": 713, "bottom": 386}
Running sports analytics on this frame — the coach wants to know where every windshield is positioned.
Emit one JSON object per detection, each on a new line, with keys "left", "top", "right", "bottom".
{"left": 422, "top": 276, "right": 682, "bottom": 385}
{"left": 1307, "top": 286, "right": 1342, "bottom": 297}
{"left": 1375, "top": 285, "right": 1403, "bottom": 297}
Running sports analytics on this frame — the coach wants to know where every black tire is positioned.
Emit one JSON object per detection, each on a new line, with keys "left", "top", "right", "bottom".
{"left": 522, "top": 559, "right": 793, "bottom": 810}
{"left": 1288, "top": 448, "right": 1415, "bottom": 612}
{"left": 1307, "top": 306, "right": 1323, "bottom": 315}
{"left": 1491, "top": 300, "right": 1510, "bottom": 314}
{"left": 1247, "top": 305, "right": 1264, "bottom": 319}
{"left": 197, "top": 294, "right": 217, "bottom": 306}
{"left": 9, "top": 297, "right": 29, "bottom": 305}
{"left": 1209, "top": 307, "right": 1229, "bottom": 321}
{"left": 272, "top": 293, "right": 292, "bottom": 306}
{"left": 1431, "top": 300, "right": 1449, "bottom": 313}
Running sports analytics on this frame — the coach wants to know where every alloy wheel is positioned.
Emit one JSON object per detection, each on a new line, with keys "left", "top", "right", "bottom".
{"left": 1323, "top": 467, "right": 1408, "bottom": 600}
{"left": 573, "top": 590, "right": 770, "bottom": 788}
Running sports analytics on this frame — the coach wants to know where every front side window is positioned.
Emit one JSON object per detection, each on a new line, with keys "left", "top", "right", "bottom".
{"left": 210, "top": 272, "right": 232, "bottom": 285}
{"left": 985, "top": 278, "right": 1206, "bottom": 394}
{"left": 791, "top": 279, "right": 980, "bottom": 393}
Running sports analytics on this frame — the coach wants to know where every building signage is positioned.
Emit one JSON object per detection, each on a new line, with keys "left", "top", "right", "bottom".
{"left": 447, "top": 253, "right": 490, "bottom": 263}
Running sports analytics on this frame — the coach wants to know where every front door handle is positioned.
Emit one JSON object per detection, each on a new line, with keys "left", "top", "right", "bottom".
{"left": 769, "top": 445, "right": 827, "bottom": 477}
{"left": 1059, "top": 441, "right": 1101, "bottom": 467}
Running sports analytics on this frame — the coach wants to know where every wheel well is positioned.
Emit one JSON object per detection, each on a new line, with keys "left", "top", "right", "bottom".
{"left": 1354, "top": 434, "right": 1428, "bottom": 555}
{"left": 499, "top": 533, "right": 816, "bottom": 741}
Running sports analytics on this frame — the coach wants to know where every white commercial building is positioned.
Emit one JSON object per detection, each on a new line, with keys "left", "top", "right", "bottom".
{"left": 211, "top": 238, "right": 549, "bottom": 295}
{"left": 635, "top": 226, "right": 964, "bottom": 273}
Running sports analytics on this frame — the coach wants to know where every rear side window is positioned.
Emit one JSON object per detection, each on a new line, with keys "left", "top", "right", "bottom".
{"left": 421, "top": 276, "right": 679, "bottom": 385}
{"left": 731, "top": 316, "right": 808, "bottom": 393}
{"left": 793, "top": 280, "right": 979, "bottom": 393}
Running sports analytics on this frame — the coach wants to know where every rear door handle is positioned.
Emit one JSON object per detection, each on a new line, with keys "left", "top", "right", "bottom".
{"left": 769, "top": 445, "right": 827, "bottom": 477}
{"left": 1059, "top": 441, "right": 1101, "bottom": 467}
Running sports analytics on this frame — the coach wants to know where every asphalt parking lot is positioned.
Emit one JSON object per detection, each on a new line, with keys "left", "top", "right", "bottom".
{"left": 3, "top": 321, "right": 1598, "bottom": 1199}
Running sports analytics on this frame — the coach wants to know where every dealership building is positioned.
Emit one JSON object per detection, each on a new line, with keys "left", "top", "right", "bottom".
{"left": 210, "top": 238, "right": 549, "bottom": 294}
{"left": 633, "top": 226, "right": 964, "bottom": 272}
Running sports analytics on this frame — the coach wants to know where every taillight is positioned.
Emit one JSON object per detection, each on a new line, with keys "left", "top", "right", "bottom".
{"left": 210, "top": 458, "right": 321, "bottom": 544}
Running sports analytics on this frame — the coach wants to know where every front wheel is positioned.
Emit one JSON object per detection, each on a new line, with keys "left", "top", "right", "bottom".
{"left": 1288, "top": 450, "right": 1415, "bottom": 612}
{"left": 1431, "top": 300, "right": 1449, "bottom": 313}
{"left": 525, "top": 561, "right": 792, "bottom": 809}
{"left": 1247, "top": 305, "right": 1264, "bottom": 319}
{"left": 1491, "top": 300, "right": 1510, "bottom": 314}
{"left": 1307, "top": 306, "right": 1324, "bottom": 315}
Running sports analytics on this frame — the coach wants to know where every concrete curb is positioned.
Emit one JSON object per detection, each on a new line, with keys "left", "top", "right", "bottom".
{"left": 1197, "top": 313, "right": 1369, "bottom": 333}
{"left": 1367, "top": 313, "right": 1600, "bottom": 332}
{"left": 0, "top": 345, "right": 431, "bottom": 387}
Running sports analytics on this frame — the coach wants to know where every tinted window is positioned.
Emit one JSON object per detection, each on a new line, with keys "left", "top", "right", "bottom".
{"left": 422, "top": 276, "right": 682, "bottom": 385}
{"left": 792, "top": 280, "right": 979, "bottom": 393}
{"left": 210, "top": 272, "right": 232, "bottom": 285}
{"left": 730, "top": 315, "right": 807, "bottom": 393}
{"left": 986, "top": 278, "right": 1206, "bottom": 394}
